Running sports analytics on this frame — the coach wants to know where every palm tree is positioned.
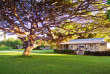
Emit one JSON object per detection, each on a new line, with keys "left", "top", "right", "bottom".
{"left": 0, "top": 30, "right": 3, "bottom": 37}
{"left": 3, "top": 31, "right": 6, "bottom": 40}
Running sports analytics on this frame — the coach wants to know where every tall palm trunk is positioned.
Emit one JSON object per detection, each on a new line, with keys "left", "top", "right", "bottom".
{"left": 4, "top": 31, "right": 6, "bottom": 40}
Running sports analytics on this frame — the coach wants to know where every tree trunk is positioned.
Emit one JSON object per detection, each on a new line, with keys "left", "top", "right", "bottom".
{"left": 22, "top": 40, "right": 44, "bottom": 55}
{"left": 23, "top": 45, "right": 34, "bottom": 55}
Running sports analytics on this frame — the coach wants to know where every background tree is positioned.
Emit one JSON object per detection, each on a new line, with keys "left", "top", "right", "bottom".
{"left": 51, "top": 15, "right": 110, "bottom": 48}
{"left": 0, "top": 0, "right": 106, "bottom": 55}
{"left": 0, "top": 38, "right": 23, "bottom": 48}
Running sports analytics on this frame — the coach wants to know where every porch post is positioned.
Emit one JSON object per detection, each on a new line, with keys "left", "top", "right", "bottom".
{"left": 64, "top": 45, "right": 65, "bottom": 49}
{"left": 59, "top": 44, "right": 60, "bottom": 50}
{"left": 63, "top": 45, "right": 64, "bottom": 49}
{"left": 88, "top": 44, "right": 90, "bottom": 51}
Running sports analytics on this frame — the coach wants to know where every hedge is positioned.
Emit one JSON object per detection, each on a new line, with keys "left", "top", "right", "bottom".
{"left": 54, "top": 49, "right": 74, "bottom": 54}
{"left": 0, "top": 38, "right": 23, "bottom": 49}
{"left": 84, "top": 51, "right": 110, "bottom": 56}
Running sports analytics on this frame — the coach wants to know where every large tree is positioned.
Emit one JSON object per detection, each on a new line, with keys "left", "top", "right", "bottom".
{"left": 0, "top": 0, "right": 106, "bottom": 55}
{"left": 51, "top": 15, "right": 110, "bottom": 48}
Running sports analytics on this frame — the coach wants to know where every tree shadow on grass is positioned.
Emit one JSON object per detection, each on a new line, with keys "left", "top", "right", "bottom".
{"left": 13, "top": 55, "right": 41, "bottom": 59}
{"left": 0, "top": 55, "right": 40, "bottom": 60}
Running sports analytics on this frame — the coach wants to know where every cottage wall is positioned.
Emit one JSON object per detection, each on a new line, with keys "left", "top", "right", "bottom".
{"left": 107, "top": 43, "right": 110, "bottom": 49}
{"left": 60, "top": 43, "right": 108, "bottom": 51}
{"left": 73, "top": 44, "right": 77, "bottom": 50}
{"left": 68, "top": 44, "right": 72, "bottom": 50}
{"left": 99, "top": 43, "right": 107, "bottom": 51}
{"left": 68, "top": 44, "right": 78, "bottom": 50}
{"left": 92, "top": 44, "right": 96, "bottom": 50}
{"left": 97, "top": 44, "right": 100, "bottom": 51}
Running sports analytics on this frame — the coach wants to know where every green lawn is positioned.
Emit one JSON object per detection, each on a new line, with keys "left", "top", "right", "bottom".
{"left": 0, "top": 46, "right": 9, "bottom": 50}
{"left": 0, "top": 47, "right": 54, "bottom": 53}
{"left": 0, "top": 49, "right": 110, "bottom": 74}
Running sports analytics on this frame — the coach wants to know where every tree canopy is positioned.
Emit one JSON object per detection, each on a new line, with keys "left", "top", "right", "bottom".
{"left": 0, "top": 0, "right": 107, "bottom": 55}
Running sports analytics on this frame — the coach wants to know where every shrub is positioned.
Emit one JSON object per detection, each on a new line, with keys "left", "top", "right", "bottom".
{"left": 84, "top": 51, "right": 110, "bottom": 56}
{"left": 33, "top": 46, "right": 42, "bottom": 50}
{"left": 54, "top": 49, "right": 74, "bottom": 54}
{"left": 54, "top": 49, "right": 58, "bottom": 53}
{"left": 0, "top": 44, "right": 5, "bottom": 47}
{"left": 108, "top": 49, "right": 110, "bottom": 51}
{"left": 0, "top": 38, "right": 23, "bottom": 49}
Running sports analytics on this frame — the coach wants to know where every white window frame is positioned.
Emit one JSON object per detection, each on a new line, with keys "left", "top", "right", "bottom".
{"left": 77, "top": 44, "right": 85, "bottom": 48}
{"left": 100, "top": 43, "right": 106, "bottom": 46}
{"left": 70, "top": 45, "right": 73, "bottom": 49}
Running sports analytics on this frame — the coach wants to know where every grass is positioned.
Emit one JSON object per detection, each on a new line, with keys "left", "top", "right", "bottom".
{"left": 31, "top": 49, "right": 54, "bottom": 53}
{"left": 0, "top": 47, "right": 54, "bottom": 53}
{"left": 0, "top": 49, "right": 110, "bottom": 74}
{"left": 0, "top": 46, "right": 9, "bottom": 50}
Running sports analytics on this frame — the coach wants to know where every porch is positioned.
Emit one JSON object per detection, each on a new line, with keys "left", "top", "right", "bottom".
{"left": 59, "top": 43, "right": 99, "bottom": 51}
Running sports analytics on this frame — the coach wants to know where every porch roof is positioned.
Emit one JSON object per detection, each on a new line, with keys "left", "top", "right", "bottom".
{"left": 60, "top": 38, "right": 107, "bottom": 44}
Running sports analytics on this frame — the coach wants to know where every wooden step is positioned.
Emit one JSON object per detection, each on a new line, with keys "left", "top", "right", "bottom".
{"left": 77, "top": 51, "right": 84, "bottom": 55}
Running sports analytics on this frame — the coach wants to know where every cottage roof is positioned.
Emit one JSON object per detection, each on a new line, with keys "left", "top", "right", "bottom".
{"left": 60, "top": 38, "right": 107, "bottom": 44}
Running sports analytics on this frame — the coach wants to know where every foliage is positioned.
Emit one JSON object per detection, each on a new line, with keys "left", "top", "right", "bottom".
{"left": 0, "top": 44, "right": 5, "bottom": 47}
{"left": 107, "top": 0, "right": 110, "bottom": 4}
{"left": 43, "top": 41, "right": 56, "bottom": 49}
{"left": 93, "top": 33, "right": 110, "bottom": 42}
{"left": 0, "top": 38, "right": 23, "bottom": 49}
{"left": 35, "top": 40, "right": 56, "bottom": 49}
{"left": 84, "top": 51, "right": 110, "bottom": 56}
{"left": 52, "top": 16, "right": 110, "bottom": 48}
{"left": 54, "top": 49, "right": 74, "bottom": 54}
{"left": 33, "top": 46, "right": 42, "bottom": 50}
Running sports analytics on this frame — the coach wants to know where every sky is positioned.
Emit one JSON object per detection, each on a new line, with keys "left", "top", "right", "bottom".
{"left": 0, "top": 32, "right": 18, "bottom": 41}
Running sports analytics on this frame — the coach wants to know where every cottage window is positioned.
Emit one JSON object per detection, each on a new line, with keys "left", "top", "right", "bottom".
{"left": 95, "top": 44, "right": 98, "bottom": 48}
{"left": 78, "top": 44, "right": 85, "bottom": 48}
{"left": 70, "top": 45, "right": 73, "bottom": 49}
{"left": 100, "top": 43, "right": 106, "bottom": 46}
{"left": 85, "top": 44, "right": 89, "bottom": 48}
{"left": 90, "top": 44, "right": 93, "bottom": 47}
